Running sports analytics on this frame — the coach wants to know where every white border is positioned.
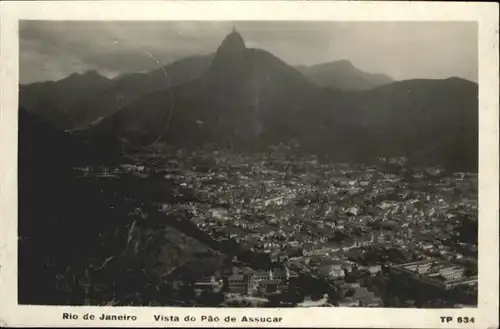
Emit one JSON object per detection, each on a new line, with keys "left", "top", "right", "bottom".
{"left": 1, "top": 1, "right": 498, "bottom": 328}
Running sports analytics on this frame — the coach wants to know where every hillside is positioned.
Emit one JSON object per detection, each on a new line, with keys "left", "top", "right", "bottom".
{"left": 90, "top": 31, "right": 478, "bottom": 171}
{"left": 72, "top": 54, "right": 215, "bottom": 130}
{"left": 19, "top": 71, "right": 114, "bottom": 129}
{"left": 18, "top": 106, "right": 220, "bottom": 305}
{"left": 19, "top": 54, "right": 214, "bottom": 130}
{"left": 296, "top": 60, "right": 393, "bottom": 90}
{"left": 338, "top": 78, "right": 478, "bottom": 170}
{"left": 91, "top": 30, "right": 318, "bottom": 148}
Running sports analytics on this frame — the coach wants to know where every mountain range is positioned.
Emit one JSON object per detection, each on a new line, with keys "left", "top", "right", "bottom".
{"left": 19, "top": 30, "right": 478, "bottom": 171}
{"left": 19, "top": 54, "right": 215, "bottom": 130}
{"left": 19, "top": 34, "right": 393, "bottom": 131}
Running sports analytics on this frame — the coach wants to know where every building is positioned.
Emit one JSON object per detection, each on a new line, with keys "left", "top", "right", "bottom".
{"left": 394, "top": 260, "right": 433, "bottom": 274}
{"left": 336, "top": 286, "right": 382, "bottom": 307}
{"left": 318, "top": 264, "right": 345, "bottom": 279}
{"left": 224, "top": 267, "right": 298, "bottom": 296}
{"left": 391, "top": 260, "right": 477, "bottom": 290}
{"left": 193, "top": 276, "right": 224, "bottom": 297}
{"left": 363, "top": 264, "right": 382, "bottom": 276}
{"left": 297, "top": 294, "right": 332, "bottom": 307}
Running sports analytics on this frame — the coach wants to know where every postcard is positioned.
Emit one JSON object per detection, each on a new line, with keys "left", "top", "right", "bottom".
{"left": 0, "top": 1, "right": 498, "bottom": 327}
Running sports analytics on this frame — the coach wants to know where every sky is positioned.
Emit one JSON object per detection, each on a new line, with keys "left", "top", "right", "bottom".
{"left": 19, "top": 21, "right": 478, "bottom": 84}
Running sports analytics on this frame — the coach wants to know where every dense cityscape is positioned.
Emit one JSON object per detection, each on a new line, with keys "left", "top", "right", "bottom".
{"left": 76, "top": 144, "right": 478, "bottom": 308}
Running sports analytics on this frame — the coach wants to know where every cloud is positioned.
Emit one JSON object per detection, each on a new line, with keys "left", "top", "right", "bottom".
{"left": 19, "top": 20, "right": 477, "bottom": 84}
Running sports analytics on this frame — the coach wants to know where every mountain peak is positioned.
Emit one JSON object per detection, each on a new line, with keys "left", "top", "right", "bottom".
{"left": 66, "top": 69, "right": 107, "bottom": 81}
{"left": 207, "top": 29, "right": 248, "bottom": 81}
{"left": 333, "top": 59, "right": 355, "bottom": 67}
{"left": 215, "top": 29, "right": 246, "bottom": 56}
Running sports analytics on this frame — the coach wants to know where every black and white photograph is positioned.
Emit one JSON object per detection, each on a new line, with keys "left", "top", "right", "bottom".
{"left": 1, "top": 1, "right": 499, "bottom": 327}
{"left": 17, "top": 19, "right": 481, "bottom": 308}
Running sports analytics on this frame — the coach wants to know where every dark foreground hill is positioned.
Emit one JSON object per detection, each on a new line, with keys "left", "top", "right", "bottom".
{"left": 90, "top": 31, "right": 478, "bottom": 172}
{"left": 18, "top": 107, "right": 220, "bottom": 305}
